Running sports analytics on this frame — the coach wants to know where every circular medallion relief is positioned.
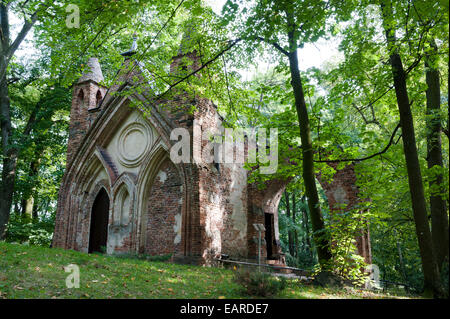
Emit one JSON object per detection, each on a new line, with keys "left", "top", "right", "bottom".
{"left": 117, "top": 122, "right": 152, "bottom": 167}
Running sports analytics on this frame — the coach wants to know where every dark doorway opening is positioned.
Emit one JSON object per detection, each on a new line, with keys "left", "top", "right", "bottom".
{"left": 265, "top": 213, "right": 275, "bottom": 259}
{"left": 88, "top": 188, "right": 110, "bottom": 253}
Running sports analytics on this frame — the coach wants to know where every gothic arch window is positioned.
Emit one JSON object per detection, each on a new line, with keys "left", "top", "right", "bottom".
{"left": 96, "top": 90, "right": 103, "bottom": 108}
{"left": 120, "top": 189, "right": 130, "bottom": 225}
{"left": 77, "top": 89, "right": 85, "bottom": 108}
{"left": 114, "top": 185, "right": 131, "bottom": 226}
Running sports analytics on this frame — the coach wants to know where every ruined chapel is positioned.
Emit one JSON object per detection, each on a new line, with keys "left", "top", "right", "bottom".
{"left": 52, "top": 43, "right": 371, "bottom": 265}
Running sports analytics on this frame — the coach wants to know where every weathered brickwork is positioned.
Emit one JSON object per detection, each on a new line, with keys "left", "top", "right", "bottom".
{"left": 317, "top": 163, "right": 372, "bottom": 264}
{"left": 53, "top": 53, "right": 371, "bottom": 266}
{"left": 66, "top": 59, "right": 107, "bottom": 167}
{"left": 145, "top": 160, "right": 183, "bottom": 255}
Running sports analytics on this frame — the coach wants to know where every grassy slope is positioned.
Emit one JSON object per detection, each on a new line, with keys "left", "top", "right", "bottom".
{"left": 0, "top": 242, "right": 416, "bottom": 299}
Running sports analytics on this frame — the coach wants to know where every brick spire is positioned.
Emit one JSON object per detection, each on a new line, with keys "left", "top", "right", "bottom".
{"left": 66, "top": 58, "right": 107, "bottom": 166}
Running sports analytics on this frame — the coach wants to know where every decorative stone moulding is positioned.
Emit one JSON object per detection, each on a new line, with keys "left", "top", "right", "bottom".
{"left": 117, "top": 121, "right": 153, "bottom": 167}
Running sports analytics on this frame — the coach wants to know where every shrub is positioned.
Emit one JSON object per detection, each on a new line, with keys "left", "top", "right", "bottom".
{"left": 319, "top": 205, "right": 370, "bottom": 286}
{"left": 5, "top": 212, "right": 54, "bottom": 247}
{"left": 232, "top": 267, "right": 287, "bottom": 297}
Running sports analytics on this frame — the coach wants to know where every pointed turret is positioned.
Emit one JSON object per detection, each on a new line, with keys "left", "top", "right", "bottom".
{"left": 78, "top": 57, "right": 105, "bottom": 84}
{"left": 66, "top": 57, "right": 108, "bottom": 165}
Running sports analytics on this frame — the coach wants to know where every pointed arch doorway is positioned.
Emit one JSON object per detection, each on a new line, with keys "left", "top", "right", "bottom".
{"left": 88, "top": 188, "right": 110, "bottom": 253}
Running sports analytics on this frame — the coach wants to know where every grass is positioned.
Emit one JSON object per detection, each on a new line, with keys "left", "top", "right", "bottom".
{"left": 0, "top": 242, "right": 418, "bottom": 299}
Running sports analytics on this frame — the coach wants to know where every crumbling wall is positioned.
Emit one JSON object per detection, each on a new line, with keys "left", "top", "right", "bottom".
{"left": 144, "top": 160, "right": 183, "bottom": 256}
{"left": 317, "top": 163, "right": 372, "bottom": 264}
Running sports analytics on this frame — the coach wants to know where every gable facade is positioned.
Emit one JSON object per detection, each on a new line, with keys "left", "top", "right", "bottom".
{"left": 52, "top": 57, "right": 288, "bottom": 265}
{"left": 53, "top": 55, "right": 371, "bottom": 266}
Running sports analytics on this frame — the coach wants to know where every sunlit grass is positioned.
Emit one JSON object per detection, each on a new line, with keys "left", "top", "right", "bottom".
{"left": 0, "top": 242, "right": 416, "bottom": 299}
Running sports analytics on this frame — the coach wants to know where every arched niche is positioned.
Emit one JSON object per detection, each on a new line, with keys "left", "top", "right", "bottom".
{"left": 95, "top": 89, "right": 103, "bottom": 108}
{"left": 77, "top": 88, "right": 85, "bottom": 106}
{"left": 114, "top": 184, "right": 131, "bottom": 226}
{"left": 107, "top": 180, "right": 135, "bottom": 254}
{"left": 136, "top": 146, "right": 185, "bottom": 256}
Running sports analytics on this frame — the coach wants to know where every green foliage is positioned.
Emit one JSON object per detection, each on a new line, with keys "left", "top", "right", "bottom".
{"left": 9, "top": 84, "right": 71, "bottom": 221}
{"left": 297, "top": 203, "right": 371, "bottom": 287}
{"left": 277, "top": 187, "right": 318, "bottom": 269}
{"left": 232, "top": 267, "right": 287, "bottom": 297}
{"left": 4, "top": 213, "right": 54, "bottom": 247}
{"left": 283, "top": 249, "right": 316, "bottom": 271}
{"left": 278, "top": 181, "right": 371, "bottom": 285}
{"left": 371, "top": 222, "right": 424, "bottom": 292}
{"left": 324, "top": 205, "right": 370, "bottom": 285}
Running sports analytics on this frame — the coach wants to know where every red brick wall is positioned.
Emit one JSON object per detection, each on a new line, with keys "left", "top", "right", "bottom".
{"left": 247, "top": 179, "right": 288, "bottom": 261}
{"left": 145, "top": 160, "right": 183, "bottom": 256}
{"left": 317, "top": 163, "right": 372, "bottom": 264}
{"left": 66, "top": 82, "right": 106, "bottom": 166}
{"left": 54, "top": 56, "right": 292, "bottom": 266}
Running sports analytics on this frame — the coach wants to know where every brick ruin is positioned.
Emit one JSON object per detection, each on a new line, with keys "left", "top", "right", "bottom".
{"left": 53, "top": 51, "right": 371, "bottom": 265}
{"left": 317, "top": 163, "right": 372, "bottom": 264}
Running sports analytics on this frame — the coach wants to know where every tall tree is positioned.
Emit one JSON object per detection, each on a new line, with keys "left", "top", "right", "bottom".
{"left": 0, "top": 1, "right": 50, "bottom": 239}
{"left": 222, "top": 0, "right": 333, "bottom": 267}
{"left": 424, "top": 39, "right": 449, "bottom": 270}
{"left": 379, "top": 0, "right": 442, "bottom": 297}
{"left": 0, "top": 0, "right": 178, "bottom": 238}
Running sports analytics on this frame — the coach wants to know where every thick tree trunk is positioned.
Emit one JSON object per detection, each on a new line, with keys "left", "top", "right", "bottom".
{"left": 21, "top": 197, "right": 34, "bottom": 219}
{"left": 0, "top": 78, "right": 17, "bottom": 239}
{"left": 287, "top": 34, "right": 332, "bottom": 265}
{"left": 380, "top": 1, "right": 442, "bottom": 297}
{"left": 0, "top": 2, "right": 42, "bottom": 238}
{"left": 425, "top": 42, "right": 449, "bottom": 270}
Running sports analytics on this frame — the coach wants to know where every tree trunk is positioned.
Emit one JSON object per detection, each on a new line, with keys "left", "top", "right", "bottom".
{"left": 286, "top": 32, "right": 332, "bottom": 265}
{"left": 21, "top": 197, "right": 34, "bottom": 219}
{"left": 284, "top": 192, "right": 295, "bottom": 257}
{"left": 0, "top": 77, "right": 17, "bottom": 239}
{"left": 292, "top": 192, "right": 297, "bottom": 257}
{"left": 300, "top": 195, "right": 312, "bottom": 258}
{"left": 0, "top": 2, "right": 42, "bottom": 239}
{"left": 380, "top": 1, "right": 442, "bottom": 297}
{"left": 20, "top": 155, "right": 41, "bottom": 221}
{"left": 425, "top": 40, "right": 449, "bottom": 270}
{"left": 394, "top": 230, "right": 408, "bottom": 285}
